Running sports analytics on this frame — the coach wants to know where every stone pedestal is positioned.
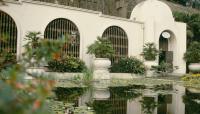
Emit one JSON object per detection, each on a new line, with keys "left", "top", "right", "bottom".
{"left": 92, "top": 58, "right": 111, "bottom": 100}
{"left": 93, "top": 88, "right": 110, "bottom": 100}
{"left": 144, "top": 61, "right": 157, "bottom": 77}
{"left": 93, "top": 58, "right": 111, "bottom": 80}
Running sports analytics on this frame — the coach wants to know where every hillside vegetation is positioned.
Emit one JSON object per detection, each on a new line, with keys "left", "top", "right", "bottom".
{"left": 133, "top": 0, "right": 199, "bottom": 14}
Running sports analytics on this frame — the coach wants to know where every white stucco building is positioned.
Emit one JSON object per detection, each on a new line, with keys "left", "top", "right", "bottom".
{"left": 0, "top": 0, "right": 186, "bottom": 73}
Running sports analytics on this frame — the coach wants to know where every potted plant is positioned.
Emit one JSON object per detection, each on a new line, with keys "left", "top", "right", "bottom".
{"left": 142, "top": 43, "right": 159, "bottom": 76}
{"left": 87, "top": 37, "right": 114, "bottom": 80}
{"left": 184, "top": 41, "right": 200, "bottom": 72}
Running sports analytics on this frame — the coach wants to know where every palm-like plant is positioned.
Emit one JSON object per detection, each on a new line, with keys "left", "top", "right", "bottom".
{"left": 87, "top": 37, "right": 114, "bottom": 58}
{"left": 142, "top": 43, "right": 159, "bottom": 61}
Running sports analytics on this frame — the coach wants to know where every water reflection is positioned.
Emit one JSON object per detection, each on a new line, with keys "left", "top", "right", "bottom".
{"left": 52, "top": 84, "right": 200, "bottom": 114}
{"left": 184, "top": 90, "right": 200, "bottom": 114}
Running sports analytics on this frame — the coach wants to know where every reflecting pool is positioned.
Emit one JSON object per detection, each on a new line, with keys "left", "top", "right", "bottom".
{"left": 50, "top": 80, "right": 200, "bottom": 114}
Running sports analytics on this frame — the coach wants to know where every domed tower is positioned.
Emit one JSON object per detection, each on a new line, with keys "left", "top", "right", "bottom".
{"left": 131, "top": 0, "right": 187, "bottom": 74}
{"left": 130, "top": 0, "right": 175, "bottom": 42}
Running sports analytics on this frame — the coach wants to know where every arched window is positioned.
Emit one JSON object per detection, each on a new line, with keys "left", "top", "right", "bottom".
{"left": 102, "top": 26, "right": 128, "bottom": 63}
{"left": 0, "top": 10, "right": 17, "bottom": 54}
{"left": 44, "top": 18, "right": 80, "bottom": 58}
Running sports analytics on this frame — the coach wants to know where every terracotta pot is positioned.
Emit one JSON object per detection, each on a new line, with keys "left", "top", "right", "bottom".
{"left": 188, "top": 63, "right": 200, "bottom": 72}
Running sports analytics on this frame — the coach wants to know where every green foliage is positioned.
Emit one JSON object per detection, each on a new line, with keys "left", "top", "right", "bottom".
{"left": 109, "top": 85, "right": 143, "bottom": 100}
{"left": 81, "top": 69, "right": 93, "bottom": 87}
{"left": 53, "top": 87, "right": 87, "bottom": 101}
{"left": 152, "top": 61, "right": 173, "bottom": 76}
{"left": 174, "top": 12, "right": 200, "bottom": 43}
{"left": 0, "top": 31, "right": 63, "bottom": 114}
{"left": 142, "top": 43, "right": 159, "bottom": 61}
{"left": 184, "top": 41, "right": 200, "bottom": 63}
{"left": 87, "top": 37, "right": 114, "bottom": 58}
{"left": 158, "top": 94, "right": 172, "bottom": 104}
{"left": 49, "top": 100, "right": 94, "bottom": 114}
{"left": 140, "top": 97, "right": 157, "bottom": 114}
{"left": 169, "top": 0, "right": 200, "bottom": 9}
{"left": 0, "top": 51, "right": 16, "bottom": 70}
{"left": 0, "top": 33, "right": 17, "bottom": 71}
{"left": 0, "top": 66, "right": 55, "bottom": 114}
{"left": 25, "top": 32, "right": 41, "bottom": 48}
{"left": 49, "top": 100, "right": 73, "bottom": 114}
{"left": 153, "top": 84, "right": 173, "bottom": 91}
{"left": 47, "top": 56, "right": 86, "bottom": 72}
{"left": 23, "top": 32, "right": 64, "bottom": 67}
{"left": 183, "top": 91, "right": 200, "bottom": 114}
{"left": 182, "top": 74, "right": 200, "bottom": 85}
{"left": 87, "top": 100, "right": 113, "bottom": 114}
{"left": 110, "top": 57, "right": 146, "bottom": 75}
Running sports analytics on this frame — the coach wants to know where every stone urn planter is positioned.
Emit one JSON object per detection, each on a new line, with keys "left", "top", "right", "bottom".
{"left": 144, "top": 61, "right": 157, "bottom": 77}
{"left": 188, "top": 63, "right": 200, "bottom": 73}
{"left": 142, "top": 42, "right": 159, "bottom": 77}
{"left": 93, "top": 58, "right": 111, "bottom": 80}
{"left": 87, "top": 37, "right": 114, "bottom": 81}
{"left": 187, "top": 87, "right": 200, "bottom": 93}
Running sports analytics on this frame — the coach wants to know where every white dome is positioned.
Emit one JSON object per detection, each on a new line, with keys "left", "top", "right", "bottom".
{"left": 130, "top": 0, "right": 174, "bottom": 23}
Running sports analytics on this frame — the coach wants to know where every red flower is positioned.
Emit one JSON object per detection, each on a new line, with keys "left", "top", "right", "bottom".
{"left": 33, "top": 99, "right": 41, "bottom": 110}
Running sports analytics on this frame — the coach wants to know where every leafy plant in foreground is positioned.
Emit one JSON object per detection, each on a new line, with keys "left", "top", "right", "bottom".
{"left": 0, "top": 31, "right": 63, "bottom": 114}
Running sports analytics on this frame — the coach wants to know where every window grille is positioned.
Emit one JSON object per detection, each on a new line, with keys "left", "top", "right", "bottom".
{"left": 0, "top": 10, "right": 17, "bottom": 54}
{"left": 102, "top": 26, "right": 128, "bottom": 63}
{"left": 44, "top": 18, "right": 80, "bottom": 58}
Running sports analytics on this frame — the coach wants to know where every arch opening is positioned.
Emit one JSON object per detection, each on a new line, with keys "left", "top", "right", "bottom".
{"left": 44, "top": 18, "right": 80, "bottom": 58}
{"left": 159, "top": 30, "right": 176, "bottom": 68}
{"left": 0, "top": 10, "right": 18, "bottom": 60}
{"left": 102, "top": 26, "right": 128, "bottom": 63}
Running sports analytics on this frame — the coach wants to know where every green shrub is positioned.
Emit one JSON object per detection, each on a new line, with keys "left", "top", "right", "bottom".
{"left": 184, "top": 41, "right": 200, "bottom": 63}
{"left": 47, "top": 56, "right": 86, "bottom": 72}
{"left": 87, "top": 37, "right": 114, "bottom": 58}
{"left": 152, "top": 61, "right": 173, "bottom": 76}
{"left": 53, "top": 87, "right": 87, "bottom": 101}
{"left": 110, "top": 57, "right": 146, "bottom": 75}
{"left": 0, "top": 51, "right": 16, "bottom": 70}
